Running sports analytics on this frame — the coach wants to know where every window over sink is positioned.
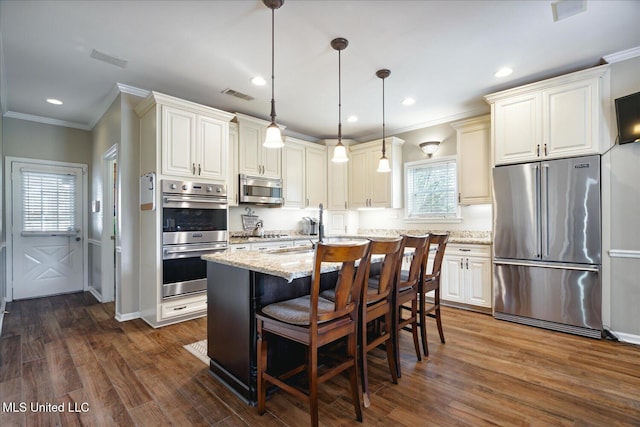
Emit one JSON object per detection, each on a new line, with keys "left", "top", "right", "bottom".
{"left": 404, "top": 156, "right": 459, "bottom": 220}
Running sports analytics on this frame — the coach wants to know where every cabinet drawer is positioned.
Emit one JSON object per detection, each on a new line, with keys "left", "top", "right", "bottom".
{"left": 161, "top": 295, "right": 207, "bottom": 320}
{"left": 447, "top": 244, "right": 491, "bottom": 258}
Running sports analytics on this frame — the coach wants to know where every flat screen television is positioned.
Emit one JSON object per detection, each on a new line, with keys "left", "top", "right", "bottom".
{"left": 615, "top": 91, "right": 640, "bottom": 144}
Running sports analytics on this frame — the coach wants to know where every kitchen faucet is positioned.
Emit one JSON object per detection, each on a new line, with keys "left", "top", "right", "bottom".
{"left": 318, "top": 203, "right": 324, "bottom": 243}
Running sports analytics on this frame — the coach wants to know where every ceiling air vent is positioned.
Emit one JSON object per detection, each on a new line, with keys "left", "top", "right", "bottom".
{"left": 221, "top": 88, "right": 255, "bottom": 101}
{"left": 90, "top": 48, "right": 128, "bottom": 68}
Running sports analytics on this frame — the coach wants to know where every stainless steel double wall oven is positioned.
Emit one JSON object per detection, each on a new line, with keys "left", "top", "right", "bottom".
{"left": 162, "top": 180, "right": 228, "bottom": 299}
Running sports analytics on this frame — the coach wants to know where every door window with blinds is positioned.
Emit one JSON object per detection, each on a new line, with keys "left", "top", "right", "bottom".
{"left": 405, "top": 156, "right": 459, "bottom": 219}
{"left": 21, "top": 169, "right": 78, "bottom": 235}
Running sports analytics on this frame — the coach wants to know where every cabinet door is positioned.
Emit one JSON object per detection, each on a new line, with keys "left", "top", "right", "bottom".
{"left": 305, "top": 146, "right": 327, "bottom": 208}
{"left": 466, "top": 256, "right": 492, "bottom": 308}
{"left": 162, "top": 106, "right": 197, "bottom": 178}
{"left": 228, "top": 124, "right": 239, "bottom": 206}
{"left": 543, "top": 78, "right": 598, "bottom": 158}
{"left": 457, "top": 120, "right": 491, "bottom": 204}
{"left": 348, "top": 149, "right": 370, "bottom": 208}
{"left": 238, "top": 122, "right": 262, "bottom": 176}
{"left": 282, "top": 143, "right": 305, "bottom": 208}
{"left": 493, "top": 93, "right": 540, "bottom": 165}
{"left": 442, "top": 255, "right": 465, "bottom": 303}
{"left": 261, "top": 146, "right": 282, "bottom": 178}
{"left": 198, "top": 116, "right": 227, "bottom": 181}
{"left": 327, "top": 146, "right": 348, "bottom": 210}
{"left": 369, "top": 148, "right": 391, "bottom": 207}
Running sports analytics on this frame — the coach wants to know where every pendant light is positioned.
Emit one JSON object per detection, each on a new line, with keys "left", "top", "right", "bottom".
{"left": 331, "top": 37, "right": 349, "bottom": 163}
{"left": 376, "top": 69, "right": 391, "bottom": 173}
{"left": 263, "top": 0, "right": 284, "bottom": 148}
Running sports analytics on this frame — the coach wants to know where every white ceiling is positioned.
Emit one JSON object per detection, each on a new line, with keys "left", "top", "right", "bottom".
{"left": 1, "top": 0, "right": 639, "bottom": 141}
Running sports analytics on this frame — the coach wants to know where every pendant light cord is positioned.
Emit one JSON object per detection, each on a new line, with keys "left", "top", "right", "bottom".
{"left": 382, "top": 76, "right": 386, "bottom": 157}
{"left": 338, "top": 48, "right": 342, "bottom": 143}
{"left": 270, "top": 7, "right": 276, "bottom": 122}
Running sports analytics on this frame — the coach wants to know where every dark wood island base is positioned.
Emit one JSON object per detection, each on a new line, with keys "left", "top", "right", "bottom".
{"left": 206, "top": 261, "right": 338, "bottom": 405}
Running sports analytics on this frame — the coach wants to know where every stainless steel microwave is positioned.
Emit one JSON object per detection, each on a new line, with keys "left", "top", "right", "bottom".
{"left": 239, "top": 174, "right": 283, "bottom": 205}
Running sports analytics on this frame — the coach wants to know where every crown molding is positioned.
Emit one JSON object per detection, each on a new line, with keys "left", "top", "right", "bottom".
{"left": 603, "top": 46, "right": 640, "bottom": 64}
{"left": 359, "top": 106, "right": 489, "bottom": 141}
{"left": 88, "top": 83, "right": 149, "bottom": 129}
{"left": 3, "top": 111, "right": 92, "bottom": 130}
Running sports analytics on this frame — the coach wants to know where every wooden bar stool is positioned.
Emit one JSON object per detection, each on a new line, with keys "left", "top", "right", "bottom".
{"left": 419, "top": 233, "right": 449, "bottom": 356}
{"left": 395, "top": 234, "right": 430, "bottom": 378}
{"left": 256, "top": 241, "right": 372, "bottom": 427}
{"left": 361, "top": 238, "right": 403, "bottom": 407}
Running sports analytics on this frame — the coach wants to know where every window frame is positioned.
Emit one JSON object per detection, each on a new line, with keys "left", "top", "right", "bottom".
{"left": 403, "top": 155, "right": 461, "bottom": 223}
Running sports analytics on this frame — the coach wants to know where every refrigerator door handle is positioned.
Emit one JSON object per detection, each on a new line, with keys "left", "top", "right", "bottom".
{"left": 493, "top": 259, "right": 600, "bottom": 272}
{"left": 533, "top": 164, "right": 541, "bottom": 258}
{"left": 541, "top": 163, "right": 550, "bottom": 258}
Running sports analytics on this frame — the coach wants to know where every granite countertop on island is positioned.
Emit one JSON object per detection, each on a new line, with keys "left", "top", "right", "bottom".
{"left": 228, "top": 230, "right": 492, "bottom": 246}
{"left": 203, "top": 246, "right": 333, "bottom": 283}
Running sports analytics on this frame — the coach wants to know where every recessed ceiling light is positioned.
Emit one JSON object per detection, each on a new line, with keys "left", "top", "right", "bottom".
{"left": 402, "top": 97, "right": 415, "bottom": 106}
{"left": 494, "top": 67, "right": 513, "bottom": 78}
{"left": 347, "top": 115, "right": 358, "bottom": 122}
{"left": 46, "top": 98, "right": 63, "bottom": 105}
{"left": 251, "top": 76, "right": 266, "bottom": 86}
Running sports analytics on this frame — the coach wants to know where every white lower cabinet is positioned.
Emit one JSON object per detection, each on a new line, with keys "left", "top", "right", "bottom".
{"left": 251, "top": 241, "right": 293, "bottom": 251}
{"left": 441, "top": 244, "right": 492, "bottom": 309}
{"left": 160, "top": 294, "right": 207, "bottom": 320}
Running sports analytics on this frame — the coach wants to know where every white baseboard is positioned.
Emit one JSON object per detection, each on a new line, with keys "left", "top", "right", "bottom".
{"left": 612, "top": 331, "right": 640, "bottom": 346}
{"left": 88, "top": 287, "right": 103, "bottom": 303}
{"left": 116, "top": 311, "right": 141, "bottom": 322}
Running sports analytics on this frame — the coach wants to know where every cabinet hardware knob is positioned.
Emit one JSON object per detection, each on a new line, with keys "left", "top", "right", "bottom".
{"left": 544, "top": 144, "right": 548, "bottom": 156}
{"left": 536, "top": 144, "right": 540, "bottom": 157}
{"left": 192, "top": 163, "right": 196, "bottom": 174}
{"left": 459, "top": 248, "right": 471, "bottom": 252}
{"left": 465, "top": 259, "right": 469, "bottom": 269}
{"left": 173, "top": 305, "right": 187, "bottom": 311}
{"left": 198, "top": 163, "right": 201, "bottom": 175}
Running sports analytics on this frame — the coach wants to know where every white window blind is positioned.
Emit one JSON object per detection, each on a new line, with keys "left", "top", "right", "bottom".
{"left": 22, "top": 170, "right": 77, "bottom": 233}
{"left": 405, "top": 158, "right": 458, "bottom": 218}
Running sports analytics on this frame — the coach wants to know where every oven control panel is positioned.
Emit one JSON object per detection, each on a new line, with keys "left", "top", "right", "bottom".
{"left": 162, "top": 179, "right": 226, "bottom": 197}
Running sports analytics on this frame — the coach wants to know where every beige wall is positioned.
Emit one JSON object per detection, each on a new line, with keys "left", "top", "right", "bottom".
{"left": 3, "top": 117, "right": 91, "bottom": 164}
{"left": 607, "top": 55, "right": 640, "bottom": 338}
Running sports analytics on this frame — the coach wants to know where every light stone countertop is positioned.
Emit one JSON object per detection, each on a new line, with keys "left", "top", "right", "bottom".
{"left": 228, "top": 230, "right": 492, "bottom": 246}
{"left": 202, "top": 246, "right": 337, "bottom": 283}
{"left": 203, "top": 244, "right": 386, "bottom": 283}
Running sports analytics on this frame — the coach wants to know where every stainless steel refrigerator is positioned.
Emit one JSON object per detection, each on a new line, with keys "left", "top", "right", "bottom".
{"left": 493, "top": 155, "right": 602, "bottom": 338}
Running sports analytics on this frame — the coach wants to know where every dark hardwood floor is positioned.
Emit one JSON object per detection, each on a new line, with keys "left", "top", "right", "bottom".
{"left": 1, "top": 292, "right": 639, "bottom": 426}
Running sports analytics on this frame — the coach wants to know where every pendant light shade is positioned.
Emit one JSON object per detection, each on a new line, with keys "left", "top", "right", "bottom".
{"left": 332, "top": 143, "right": 349, "bottom": 163}
{"left": 376, "top": 69, "right": 391, "bottom": 173}
{"left": 263, "top": 0, "right": 284, "bottom": 149}
{"left": 331, "top": 37, "right": 349, "bottom": 163}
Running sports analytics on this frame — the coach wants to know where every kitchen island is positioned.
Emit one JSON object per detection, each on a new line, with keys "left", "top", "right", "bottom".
{"left": 203, "top": 246, "right": 356, "bottom": 404}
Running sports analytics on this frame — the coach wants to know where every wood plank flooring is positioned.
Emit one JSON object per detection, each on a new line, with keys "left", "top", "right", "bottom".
{"left": 1, "top": 292, "right": 639, "bottom": 426}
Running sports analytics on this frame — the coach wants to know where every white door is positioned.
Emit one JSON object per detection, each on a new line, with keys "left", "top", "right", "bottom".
{"left": 11, "top": 162, "right": 84, "bottom": 299}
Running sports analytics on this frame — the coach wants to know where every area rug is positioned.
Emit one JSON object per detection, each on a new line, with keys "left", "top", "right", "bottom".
{"left": 184, "top": 339, "right": 209, "bottom": 366}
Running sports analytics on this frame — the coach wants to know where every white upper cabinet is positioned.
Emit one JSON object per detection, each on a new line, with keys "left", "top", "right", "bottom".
{"left": 227, "top": 123, "right": 239, "bottom": 206}
{"left": 282, "top": 137, "right": 327, "bottom": 208}
{"left": 348, "top": 137, "right": 404, "bottom": 209}
{"left": 452, "top": 115, "right": 492, "bottom": 205}
{"left": 305, "top": 143, "right": 327, "bottom": 208}
{"left": 236, "top": 113, "right": 282, "bottom": 178}
{"left": 282, "top": 140, "right": 306, "bottom": 208}
{"left": 136, "top": 92, "right": 234, "bottom": 183}
{"left": 485, "top": 65, "right": 610, "bottom": 165}
{"left": 325, "top": 142, "right": 349, "bottom": 211}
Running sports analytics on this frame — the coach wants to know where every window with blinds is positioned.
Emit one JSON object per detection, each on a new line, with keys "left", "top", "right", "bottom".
{"left": 22, "top": 170, "right": 77, "bottom": 233}
{"left": 405, "top": 157, "right": 458, "bottom": 218}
